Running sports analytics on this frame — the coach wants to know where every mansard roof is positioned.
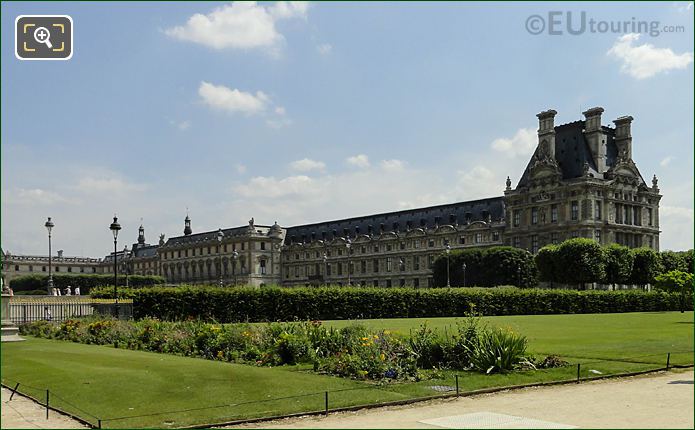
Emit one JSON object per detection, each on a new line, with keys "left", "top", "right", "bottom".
{"left": 132, "top": 244, "right": 158, "bottom": 258}
{"left": 285, "top": 197, "right": 505, "bottom": 244}
{"left": 516, "top": 120, "right": 642, "bottom": 188}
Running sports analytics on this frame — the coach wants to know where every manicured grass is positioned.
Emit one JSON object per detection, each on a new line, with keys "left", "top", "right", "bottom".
{"left": 325, "top": 311, "right": 695, "bottom": 363}
{"left": 2, "top": 312, "right": 692, "bottom": 428}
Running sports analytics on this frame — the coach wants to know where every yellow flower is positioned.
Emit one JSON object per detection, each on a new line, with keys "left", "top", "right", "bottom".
{"left": 384, "top": 330, "right": 391, "bottom": 335}
{"left": 379, "top": 353, "right": 385, "bottom": 361}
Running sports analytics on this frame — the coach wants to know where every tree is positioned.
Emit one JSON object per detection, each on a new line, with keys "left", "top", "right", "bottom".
{"left": 602, "top": 244, "right": 634, "bottom": 289}
{"left": 556, "top": 238, "right": 606, "bottom": 289}
{"left": 535, "top": 245, "right": 561, "bottom": 286}
{"left": 432, "top": 247, "right": 536, "bottom": 288}
{"left": 659, "top": 251, "right": 689, "bottom": 273}
{"left": 654, "top": 270, "right": 694, "bottom": 313}
{"left": 629, "top": 247, "right": 662, "bottom": 287}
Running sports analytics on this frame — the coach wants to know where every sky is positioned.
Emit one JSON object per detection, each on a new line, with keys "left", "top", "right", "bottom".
{"left": 1, "top": 1, "right": 693, "bottom": 258}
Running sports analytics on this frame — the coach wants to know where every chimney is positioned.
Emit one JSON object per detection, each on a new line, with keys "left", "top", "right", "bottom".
{"left": 536, "top": 109, "right": 557, "bottom": 159}
{"left": 583, "top": 107, "right": 607, "bottom": 172}
{"left": 613, "top": 115, "right": 634, "bottom": 160}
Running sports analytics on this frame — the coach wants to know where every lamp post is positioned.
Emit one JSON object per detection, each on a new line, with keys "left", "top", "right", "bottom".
{"left": 44, "top": 217, "right": 54, "bottom": 295}
{"left": 517, "top": 264, "right": 522, "bottom": 288}
{"left": 445, "top": 244, "right": 451, "bottom": 288}
{"left": 217, "top": 229, "right": 224, "bottom": 287}
{"left": 109, "top": 216, "right": 121, "bottom": 318}
{"left": 462, "top": 262, "right": 467, "bottom": 288}
{"left": 232, "top": 250, "right": 239, "bottom": 286}
{"left": 322, "top": 252, "right": 328, "bottom": 286}
{"left": 345, "top": 238, "right": 352, "bottom": 286}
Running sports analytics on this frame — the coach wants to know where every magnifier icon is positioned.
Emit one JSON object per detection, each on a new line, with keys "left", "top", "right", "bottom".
{"left": 33, "top": 26, "right": 53, "bottom": 49}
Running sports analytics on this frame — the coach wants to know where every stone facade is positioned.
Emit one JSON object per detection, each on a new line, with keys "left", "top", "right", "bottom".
{"left": 1, "top": 249, "right": 101, "bottom": 287}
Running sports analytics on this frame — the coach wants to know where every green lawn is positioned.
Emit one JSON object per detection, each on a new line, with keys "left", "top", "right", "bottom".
{"left": 2, "top": 312, "right": 693, "bottom": 428}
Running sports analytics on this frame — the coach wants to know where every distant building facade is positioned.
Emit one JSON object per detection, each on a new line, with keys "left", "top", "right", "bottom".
{"left": 5, "top": 106, "right": 662, "bottom": 289}
{"left": 1, "top": 249, "right": 101, "bottom": 287}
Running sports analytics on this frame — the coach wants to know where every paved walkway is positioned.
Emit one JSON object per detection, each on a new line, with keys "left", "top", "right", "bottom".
{"left": 1, "top": 387, "right": 87, "bottom": 429}
{"left": 232, "top": 370, "right": 695, "bottom": 429}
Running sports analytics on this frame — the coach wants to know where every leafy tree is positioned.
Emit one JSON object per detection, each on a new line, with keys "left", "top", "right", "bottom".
{"left": 432, "top": 247, "right": 536, "bottom": 288}
{"left": 659, "top": 251, "right": 689, "bottom": 273}
{"left": 654, "top": 270, "right": 694, "bottom": 313}
{"left": 556, "top": 238, "right": 606, "bottom": 289}
{"left": 535, "top": 245, "right": 561, "bottom": 286}
{"left": 629, "top": 247, "right": 663, "bottom": 287}
{"left": 603, "top": 244, "right": 634, "bottom": 289}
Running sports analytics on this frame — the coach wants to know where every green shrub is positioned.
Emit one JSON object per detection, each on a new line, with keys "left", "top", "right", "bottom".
{"left": 112, "top": 286, "right": 693, "bottom": 323}
{"left": 466, "top": 328, "right": 527, "bottom": 374}
{"left": 630, "top": 248, "right": 663, "bottom": 286}
{"left": 9, "top": 274, "right": 165, "bottom": 295}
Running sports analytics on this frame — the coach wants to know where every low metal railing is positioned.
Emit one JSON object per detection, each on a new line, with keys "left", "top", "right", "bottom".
{"left": 7, "top": 297, "right": 133, "bottom": 324}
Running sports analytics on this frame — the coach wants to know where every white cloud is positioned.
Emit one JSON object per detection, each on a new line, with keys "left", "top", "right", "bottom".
{"left": 4, "top": 188, "right": 69, "bottom": 206}
{"left": 234, "top": 175, "right": 322, "bottom": 199}
{"left": 274, "top": 106, "right": 286, "bottom": 116}
{"left": 290, "top": 158, "right": 326, "bottom": 172}
{"left": 660, "top": 205, "right": 695, "bottom": 250}
{"left": 491, "top": 128, "right": 536, "bottom": 158}
{"left": 76, "top": 177, "right": 147, "bottom": 195}
{"left": 607, "top": 33, "right": 694, "bottom": 79}
{"left": 165, "top": 2, "right": 308, "bottom": 52}
{"left": 198, "top": 81, "right": 270, "bottom": 115}
{"left": 660, "top": 156, "right": 674, "bottom": 167}
{"left": 317, "top": 43, "right": 333, "bottom": 55}
{"left": 346, "top": 154, "right": 370, "bottom": 169}
{"left": 380, "top": 159, "right": 405, "bottom": 172}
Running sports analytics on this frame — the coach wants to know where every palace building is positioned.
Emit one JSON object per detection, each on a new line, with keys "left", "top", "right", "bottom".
{"left": 4, "top": 107, "right": 662, "bottom": 289}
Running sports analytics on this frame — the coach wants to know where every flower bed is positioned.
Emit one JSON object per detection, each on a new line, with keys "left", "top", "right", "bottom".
{"left": 20, "top": 316, "right": 563, "bottom": 380}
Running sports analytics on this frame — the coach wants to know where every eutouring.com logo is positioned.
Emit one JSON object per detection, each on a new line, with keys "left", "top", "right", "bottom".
{"left": 525, "top": 11, "right": 685, "bottom": 37}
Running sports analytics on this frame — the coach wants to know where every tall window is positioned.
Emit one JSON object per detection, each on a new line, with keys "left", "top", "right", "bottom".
{"left": 647, "top": 208, "right": 653, "bottom": 226}
{"left": 551, "top": 205, "right": 558, "bottom": 223}
{"left": 624, "top": 206, "right": 631, "bottom": 225}
{"left": 531, "top": 235, "right": 539, "bottom": 253}
{"left": 551, "top": 233, "right": 559, "bottom": 244}
{"left": 571, "top": 201, "right": 579, "bottom": 221}
{"left": 633, "top": 207, "right": 640, "bottom": 226}
{"left": 531, "top": 207, "right": 538, "bottom": 225}
{"left": 373, "top": 259, "right": 379, "bottom": 273}
{"left": 459, "top": 236, "right": 466, "bottom": 244}
{"left": 513, "top": 237, "right": 521, "bottom": 248}
{"left": 428, "top": 255, "right": 435, "bottom": 268}
{"left": 513, "top": 210, "right": 521, "bottom": 227}
{"left": 492, "top": 231, "right": 500, "bottom": 241}
{"left": 594, "top": 230, "right": 601, "bottom": 243}
{"left": 595, "top": 201, "right": 602, "bottom": 220}
{"left": 337, "top": 263, "right": 343, "bottom": 276}
{"left": 475, "top": 233, "right": 483, "bottom": 243}
{"left": 259, "top": 260, "right": 267, "bottom": 275}
{"left": 260, "top": 242, "right": 266, "bottom": 250}
{"left": 361, "top": 260, "right": 366, "bottom": 274}
{"left": 414, "top": 256, "right": 420, "bottom": 270}
{"left": 386, "top": 258, "right": 392, "bottom": 272}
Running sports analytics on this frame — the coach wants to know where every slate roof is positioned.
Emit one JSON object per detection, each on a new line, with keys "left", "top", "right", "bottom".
{"left": 133, "top": 245, "right": 158, "bottom": 258}
{"left": 285, "top": 197, "right": 505, "bottom": 244}
{"left": 516, "top": 120, "right": 633, "bottom": 188}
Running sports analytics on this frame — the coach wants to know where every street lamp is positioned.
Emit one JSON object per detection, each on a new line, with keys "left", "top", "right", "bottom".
{"left": 517, "top": 264, "right": 522, "bottom": 288}
{"left": 217, "top": 229, "right": 224, "bottom": 287}
{"left": 44, "top": 217, "right": 54, "bottom": 295}
{"left": 445, "top": 244, "right": 451, "bottom": 288}
{"left": 322, "top": 252, "right": 328, "bottom": 286}
{"left": 232, "top": 250, "right": 239, "bottom": 286}
{"left": 462, "top": 262, "right": 467, "bottom": 288}
{"left": 109, "top": 216, "right": 121, "bottom": 318}
{"left": 345, "top": 238, "right": 352, "bottom": 286}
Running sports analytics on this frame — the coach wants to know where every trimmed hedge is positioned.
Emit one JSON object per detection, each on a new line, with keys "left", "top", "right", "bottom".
{"left": 432, "top": 247, "right": 537, "bottom": 288}
{"left": 9, "top": 274, "right": 165, "bottom": 295}
{"left": 113, "top": 286, "right": 693, "bottom": 322}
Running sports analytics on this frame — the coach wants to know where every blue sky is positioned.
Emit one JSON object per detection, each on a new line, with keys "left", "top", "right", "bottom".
{"left": 2, "top": 1, "right": 693, "bottom": 257}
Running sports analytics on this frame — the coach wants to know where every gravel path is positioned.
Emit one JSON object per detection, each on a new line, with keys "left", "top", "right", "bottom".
{"left": 1, "top": 387, "right": 88, "bottom": 429}
{"left": 231, "top": 370, "right": 694, "bottom": 429}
